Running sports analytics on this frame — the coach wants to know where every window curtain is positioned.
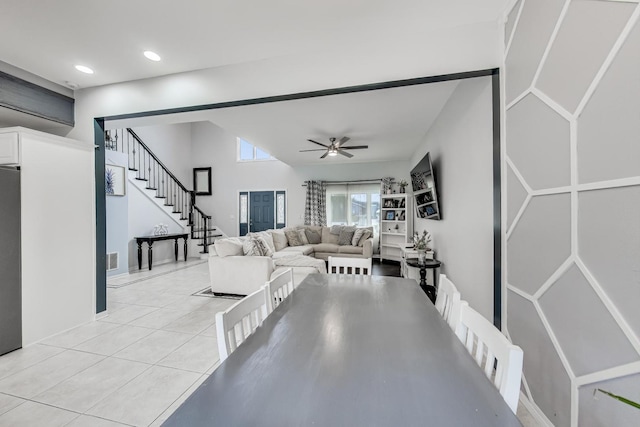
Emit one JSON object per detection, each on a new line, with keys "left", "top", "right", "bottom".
{"left": 304, "top": 180, "right": 327, "bottom": 226}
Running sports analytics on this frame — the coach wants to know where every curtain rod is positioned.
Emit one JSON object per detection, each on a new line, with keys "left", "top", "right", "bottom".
{"left": 301, "top": 179, "right": 381, "bottom": 187}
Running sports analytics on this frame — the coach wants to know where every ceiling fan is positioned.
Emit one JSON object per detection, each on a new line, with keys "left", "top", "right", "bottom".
{"left": 300, "top": 137, "right": 368, "bottom": 159}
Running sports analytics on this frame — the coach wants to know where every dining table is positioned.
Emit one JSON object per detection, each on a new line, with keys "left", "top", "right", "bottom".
{"left": 162, "top": 274, "right": 522, "bottom": 426}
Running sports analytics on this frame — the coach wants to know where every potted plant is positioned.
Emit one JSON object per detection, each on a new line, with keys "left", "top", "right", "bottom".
{"left": 413, "top": 230, "right": 431, "bottom": 263}
{"left": 381, "top": 177, "right": 394, "bottom": 194}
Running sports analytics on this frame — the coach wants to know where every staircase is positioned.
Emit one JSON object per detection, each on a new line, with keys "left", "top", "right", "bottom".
{"left": 105, "top": 128, "right": 225, "bottom": 255}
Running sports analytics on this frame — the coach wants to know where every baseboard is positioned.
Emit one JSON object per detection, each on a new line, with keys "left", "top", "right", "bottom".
{"left": 95, "top": 310, "right": 109, "bottom": 320}
{"left": 519, "top": 392, "right": 554, "bottom": 427}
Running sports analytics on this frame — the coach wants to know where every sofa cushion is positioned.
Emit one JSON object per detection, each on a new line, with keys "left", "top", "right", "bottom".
{"left": 338, "top": 227, "right": 356, "bottom": 245}
{"left": 338, "top": 245, "right": 364, "bottom": 255}
{"left": 330, "top": 225, "right": 343, "bottom": 235}
{"left": 352, "top": 228, "right": 366, "bottom": 246}
{"left": 270, "top": 230, "right": 288, "bottom": 251}
{"left": 321, "top": 227, "right": 340, "bottom": 245}
{"left": 255, "top": 237, "right": 273, "bottom": 257}
{"left": 305, "top": 228, "right": 322, "bottom": 244}
{"left": 284, "top": 229, "right": 303, "bottom": 246}
{"left": 276, "top": 245, "right": 314, "bottom": 256}
{"left": 215, "top": 237, "right": 245, "bottom": 257}
{"left": 249, "top": 231, "right": 276, "bottom": 253}
{"left": 311, "top": 243, "right": 340, "bottom": 253}
{"left": 297, "top": 229, "right": 310, "bottom": 245}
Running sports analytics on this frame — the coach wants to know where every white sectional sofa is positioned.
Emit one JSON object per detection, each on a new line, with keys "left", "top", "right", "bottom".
{"left": 208, "top": 225, "right": 373, "bottom": 295}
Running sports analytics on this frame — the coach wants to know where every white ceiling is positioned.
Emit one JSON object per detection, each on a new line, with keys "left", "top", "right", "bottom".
{"left": 0, "top": 0, "right": 507, "bottom": 89}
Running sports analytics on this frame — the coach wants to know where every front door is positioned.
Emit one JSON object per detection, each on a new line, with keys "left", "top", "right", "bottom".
{"left": 250, "top": 191, "right": 275, "bottom": 232}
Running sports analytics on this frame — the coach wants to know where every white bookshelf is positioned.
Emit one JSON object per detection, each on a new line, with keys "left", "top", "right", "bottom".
{"left": 380, "top": 193, "right": 411, "bottom": 262}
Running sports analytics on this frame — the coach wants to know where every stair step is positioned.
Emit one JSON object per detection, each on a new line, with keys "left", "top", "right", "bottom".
{"left": 164, "top": 204, "right": 174, "bottom": 207}
{"left": 129, "top": 168, "right": 138, "bottom": 171}
{"left": 145, "top": 187, "right": 157, "bottom": 190}
{"left": 135, "top": 177, "right": 148, "bottom": 181}
{"left": 155, "top": 196, "right": 165, "bottom": 199}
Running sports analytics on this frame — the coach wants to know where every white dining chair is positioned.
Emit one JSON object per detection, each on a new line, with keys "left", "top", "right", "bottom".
{"left": 455, "top": 303, "right": 523, "bottom": 413}
{"left": 435, "top": 274, "right": 462, "bottom": 329}
{"left": 266, "top": 268, "right": 295, "bottom": 312}
{"left": 216, "top": 286, "right": 269, "bottom": 362}
{"left": 328, "top": 256, "right": 373, "bottom": 275}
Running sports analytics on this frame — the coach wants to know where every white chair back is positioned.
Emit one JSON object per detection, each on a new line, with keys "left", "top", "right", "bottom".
{"left": 435, "top": 274, "right": 462, "bottom": 329}
{"left": 328, "top": 256, "right": 372, "bottom": 275}
{"left": 455, "top": 304, "right": 523, "bottom": 413}
{"left": 216, "top": 287, "right": 269, "bottom": 362}
{"left": 266, "top": 268, "right": 295, "bottom": 312}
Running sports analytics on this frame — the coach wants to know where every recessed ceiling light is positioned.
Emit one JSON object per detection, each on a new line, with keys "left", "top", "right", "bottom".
{"left": 75, "top": 65, "right": 94, "bottom": 74}
{"left": 143, "top": 51, "right": 161, "bottom": 62}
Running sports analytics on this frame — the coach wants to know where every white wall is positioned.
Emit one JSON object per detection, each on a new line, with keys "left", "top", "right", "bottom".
{"left": 131, "top": 123, "right": 193, "bottom": 185}
{"left": 410, "top": 76, "right": 494, "bottom": 320}
{"left": 190, "top": 121, "right": 410, "bottom": 237}
{"left": 14, "top": 128, "right": 95, "bottom": 346}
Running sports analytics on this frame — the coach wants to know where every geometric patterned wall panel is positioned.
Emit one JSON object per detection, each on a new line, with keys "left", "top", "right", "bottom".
{"left": 504, "top": 1, "right": 640, "bottom": 425}
{"left": 507, "top": 290, "right": 572, "bottom": 427}
{"left": 578, "top": 20, "right": 640, "bottom": 184}
{"left": 507, "top": 94, "right": 570, "bottom": 190}
{"left": 537, "top": 0, "right": 635, "bottom": 114}
{"left": 505, "top": 0, "right": 565, "bottom": 104}
{"left": 505, "top": 0, "right": 522, "bottom": 49}
{"left": 578, "top": 372, "right": 640, "bottom": 426}
{"left": 508, "top": 193, "right": 571, "bottom": 295}
{"left": 506, "top": 164, "right": 528, "bottom": 230}
{"left": 579, "top": 186, "right": 640, "bottom": 338}
{"left": 539, "top": 263, "right": 639, "bottom": 377}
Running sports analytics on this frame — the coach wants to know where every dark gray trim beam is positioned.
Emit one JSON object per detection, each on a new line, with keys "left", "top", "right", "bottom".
{"left": 94, "top": 118, "right": 106, "bottom": 314}
{"left": 0, "top": 70, "right": 74, "bottom": 126}
{"left": 491, "top": 71, "right": 502, "bottom": 329}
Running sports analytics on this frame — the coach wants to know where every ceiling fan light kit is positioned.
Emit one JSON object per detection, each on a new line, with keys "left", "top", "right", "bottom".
{"left": 300, "top": 136, "right": 368, "bottom": 159}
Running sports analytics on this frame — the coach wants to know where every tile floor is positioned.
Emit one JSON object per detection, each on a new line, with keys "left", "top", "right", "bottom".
{"left": 0, "top": 259, "right": 540, "bottom": 426}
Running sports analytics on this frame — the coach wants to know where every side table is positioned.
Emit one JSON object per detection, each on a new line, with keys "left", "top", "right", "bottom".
{"left": 405, "top": 258, "right": 441, "bottom": 303}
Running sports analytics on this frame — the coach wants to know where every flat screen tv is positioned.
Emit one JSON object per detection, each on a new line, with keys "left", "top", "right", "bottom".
{"left": 410, "top": 152, "right": 441, "bottom": 220}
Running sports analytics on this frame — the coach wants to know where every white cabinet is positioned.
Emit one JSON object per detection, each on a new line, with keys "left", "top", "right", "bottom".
{"left": 379, "top": 193, "right": 411, "bottom": 262}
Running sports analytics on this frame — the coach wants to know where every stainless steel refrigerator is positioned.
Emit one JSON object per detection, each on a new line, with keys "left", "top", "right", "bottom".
{"left": 0, "top": 166, "right": 21, "bottom": 355}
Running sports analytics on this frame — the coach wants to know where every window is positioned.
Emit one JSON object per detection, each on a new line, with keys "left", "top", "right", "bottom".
{"left": 237, "top": 138, "right": 274, "bottom": 161}
{"left": 326, "top": 183, "right": 380, "bottom": 232}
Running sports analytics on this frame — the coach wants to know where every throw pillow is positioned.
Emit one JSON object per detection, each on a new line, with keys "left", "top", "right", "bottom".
{"left": 330, "top": 225, "right": 343, "bottom": 235}
{"left": 352, "top": 228, "right": 366, "bottom": 246}
{"left": 305, "top": 229, "right": 322, "bottom": 244}
{"left": 270, "top": 230, "right": 289, "bottom": 251}
{"left": 250, "top": 231, "right": 276, "bottom": 253}
{"left": 297, "top": 229, "right": 310, "bottom": 245}
{"left": 284, "top": 229, "right": 303, "bottom": 246}
{"left": 358, "top": 229, "right": 372, "bottom": 246}
{"left": 254, "top": 237, "right": 273, "bottom": 257}
{"left": 242, "top": 239, "right": 263, "bottom": 256}
{"left": 214, "top": 238, "right": 245, "bottom": 257}
{"left": 338, "top": 227, "right": 356, "bottom": 246}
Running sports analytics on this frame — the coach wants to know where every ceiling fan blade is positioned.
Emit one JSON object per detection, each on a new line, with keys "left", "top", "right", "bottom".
{"left": 341, "top": 145, "right": 368, "bottom": 150}
{"left": 320, "top": 151, "right": 329, "bottom": 159}
{"left": 337, "top": 150, "right": 353, "bottom": 158}
{"left": 307, "top": 139, "right": 329, "bottom": 148}
{"left": 299, "top": 149, "right": 328, "bottom": 152}
{"left": 337, "top": 136, "right": 350, "bottom": 146}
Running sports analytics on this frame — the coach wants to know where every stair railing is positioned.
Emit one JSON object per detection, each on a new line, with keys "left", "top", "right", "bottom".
{"left": 105, "top": 128, "right": 214, "bottom": 253}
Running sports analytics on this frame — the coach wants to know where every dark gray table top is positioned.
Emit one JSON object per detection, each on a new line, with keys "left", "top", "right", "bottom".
{"left": 163, "top": 274, "right": 521, "bottom": 427}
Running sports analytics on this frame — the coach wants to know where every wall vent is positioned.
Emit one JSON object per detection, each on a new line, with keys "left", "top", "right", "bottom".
{"left": 106, "top": 252, "right": 119, "bottom": 271}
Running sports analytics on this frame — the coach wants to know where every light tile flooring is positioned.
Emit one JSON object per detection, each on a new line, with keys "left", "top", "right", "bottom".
{"left": 0, "top": 260, "right": 540, "bottom": 426}
{"left": 0, "top": 260, "right": 234, "bottom": 427}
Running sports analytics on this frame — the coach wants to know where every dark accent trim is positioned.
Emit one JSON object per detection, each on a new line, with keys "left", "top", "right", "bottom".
{"left": 103, "top": 69, "right": 496, "bottom": 122}
{"left": 95, "top": 67, "right": 502, "bottom": 319}
{"left": 0, "top": 70, "right": 74, "bottom": 126}
{"left": 491, "top": 71, "right": 502, "bottom": 329}
{"left": 276, "top": 190, "right": 286, "bottom": 229}
{"left": 94, "top": 118, "right": 107, "bottom": 314}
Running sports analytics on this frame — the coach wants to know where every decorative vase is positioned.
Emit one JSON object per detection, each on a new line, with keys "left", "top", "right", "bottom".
{"left": 417, "top": 249, "right": 426, "bottom": 263}
{"left": 386, "top": 188, "right": 392, "bottom": 194}
{"left": 400, "top": 185, "right": 406, "bottom": 194}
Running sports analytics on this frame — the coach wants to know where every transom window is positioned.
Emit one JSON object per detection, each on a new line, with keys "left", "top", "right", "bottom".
{"left": 237, "top": 138, "right": 274, "bottom": 161}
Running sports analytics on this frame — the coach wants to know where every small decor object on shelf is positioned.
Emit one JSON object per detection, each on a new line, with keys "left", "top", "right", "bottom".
{"left": 413, "top": 230, "right": 432, "bottom": 263}
{"left": 385, "top": 211, "right": 396, "bottom": 220}
{"left": 153, "top": 224, "right": 169, "bottom": 236}
{"left": 398, "top": 179, "right": 408, "bottom": 194}
{"left": 381, "top": 177, "right": 394, "bottom": 194}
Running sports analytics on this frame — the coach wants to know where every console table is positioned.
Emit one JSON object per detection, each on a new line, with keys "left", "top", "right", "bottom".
{"left": 405, "top": 258, "right": 441, "bottom": 303}
{"left": 135, "top": 233, "right": 188, "bottom": 270}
